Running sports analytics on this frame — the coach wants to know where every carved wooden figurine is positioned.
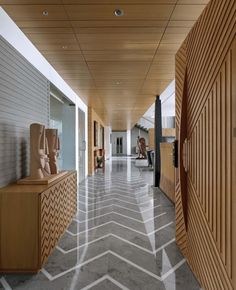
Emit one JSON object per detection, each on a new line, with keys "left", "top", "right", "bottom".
{"left": 46, "top": 129, "right": 60, "bottom": 174}
{"left": 30, "top": 123, "right": 51, "bottom": 179}
{"left": 137, "top": 136, "right": 147, "bottom": 159}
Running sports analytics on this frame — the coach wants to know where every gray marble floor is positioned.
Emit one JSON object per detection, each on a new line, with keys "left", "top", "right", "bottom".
{"left": 0, "top": 157, "right": 201, "bottom": 290}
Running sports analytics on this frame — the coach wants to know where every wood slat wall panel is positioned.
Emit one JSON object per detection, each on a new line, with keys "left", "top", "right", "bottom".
{"left": 187, "top": 0, "right": 235, "bottom": 134}
{"left": 175, "top": 40, "right": 187, "bottom": 255}
{"left": 0, "top": 36, "right": 49, "bottom": 188}
{"left": 187, "top": 50, "right": 233, "bottom": 273}
{"left": 175, "top": 0, "right": 235, "bottom": 289}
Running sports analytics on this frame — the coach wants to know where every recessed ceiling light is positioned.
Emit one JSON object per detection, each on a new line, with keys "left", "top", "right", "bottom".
{"left": 114, "top": 9, "right": 124, "bottom": 17}
{"left": 115, "top": 81, "right": 121, "bottom": 85}
{"left": 42, "top": 10, "right": 49, "bottom": 16}
{"left": 62, "top": 45, "right": 68, "bottom": 49}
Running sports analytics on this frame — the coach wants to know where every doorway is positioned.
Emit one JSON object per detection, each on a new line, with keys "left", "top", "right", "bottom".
{"left": 112, "top": 131, "right": 127, "bottom": 156}
{"left": 78, "top": 108, "right": 86, "bottom": 183}
{"left": 116, "top": 137, "right": 123, "bottom": 154}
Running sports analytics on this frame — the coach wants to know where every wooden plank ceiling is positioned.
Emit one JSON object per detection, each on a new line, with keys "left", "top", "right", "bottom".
{"left": 1, "top": 0, "right": 209, "bottom": 130}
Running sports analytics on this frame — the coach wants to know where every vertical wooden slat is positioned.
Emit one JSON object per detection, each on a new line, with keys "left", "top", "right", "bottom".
{"left": 205, "top": 101, "right": 209, "bottom": 221}
{"left": 199, "top": 114, "right": 203, "bottom": 205}
{"left": 202, "top": 107, "right": 206, "bottom": 214}
{"left": 209, "top": 94, "right": 213, "bottom": 232}
{"left": 225, "top": 47, "right": 232, "bottom": 278}
{"left": 213, "top": 82, "right": 217, "bottom": 241}
{"left": 197, "top": 123, "right": 200, "bottom": 197}
{"left": 216, "top": 73, "right": 221, "bottom": 252}
{"left": 194, "top": 129, "right": 197, "bottom": 189}
{"left": 231, "top": 39, "right": 236, "bottom": 287}
{"left": 221, "top": 62, "right": 226, "bottom": 265}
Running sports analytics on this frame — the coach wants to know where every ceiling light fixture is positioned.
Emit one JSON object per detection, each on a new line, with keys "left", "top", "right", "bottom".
{"left": 42, "top": 10, "right": 49, "bottom": 16}
{"left": 114, "top": 9, "right": 124, "bottom": 17}
{"left": 62, "top": 45, "right": 68, "bottom": 49}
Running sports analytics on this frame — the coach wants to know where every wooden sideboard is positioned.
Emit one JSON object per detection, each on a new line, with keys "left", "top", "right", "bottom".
{"left": 0, "top": 171, "right": 77, "bottom": 273}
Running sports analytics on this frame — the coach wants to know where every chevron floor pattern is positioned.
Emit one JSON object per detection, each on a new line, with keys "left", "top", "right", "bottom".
{"left": 0, "top": 158, "right": 201, "bottom": 290}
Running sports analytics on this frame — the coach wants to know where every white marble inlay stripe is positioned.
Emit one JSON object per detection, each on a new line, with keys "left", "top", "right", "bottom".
{"left": 79, "top": 193, "right": 152, "bottom": 202}
{"left": 79, "top": 189, "right": 149, "bottom": 198}
{"left": 79, "top": 274, "right": 108, "bottom": 290}
{"left": 106, "top": 276, "right": 131, "bottom": 290}
{"left": 123, "top": 207, "right": 165, "bottom": 224}
{"left": 161, "top": 259, "right": 187, "bottom": 280}
{"left": 57, "top": 234, "right": 111, "bottom": 254}
{"left": 79, "top": 197, "right": 158, "bottom": 207}
{"left": 86, "top": 185, "right": 141, "bottom": 189}
{"left": 114, "top": 203, "right": 161, "bottom": 214}
{"left": 81, "top": 275, "right": 129, "bottom": 290}
{"left": 66, "top": 221, "right": 112, "bottom": 236}
{"left": 41, "top": 250, "right": 186, "bottom": 282}
{"left": 0, "top": 277, "right": 12, "bottom": 290}
{"left": 41, "top": 251, "right": 109, "bottom": 281}
{"left": 57, "top": 233, "right": 176, "bottom": 255}
{"left": 66, "top": 220, "right": 173, "bottom": 237}
{"left": 74, "top": 211, "right": 167, "bottom": 225}
{"left": 79, "top": 188, "right": 142, "bottom": 196}
{"left": 75, "top": 211, "right": 113, "bottom": 223}
{"left": 80, "top": 275, "right": 131, "bottom": 290}
{"left": 79, "top": 204, "right": 112, "bottom": 213}
{"left": 112, "top": 221, "right": 174, "bottom": 237}
{"left": 110, "top": 251, "right": 162, "bottom": 281}
{"left": 79, "top": 204, "right": 161, "bottom": 214}
{"left": 79, "top": 185, "right": 146, "bottom": 192}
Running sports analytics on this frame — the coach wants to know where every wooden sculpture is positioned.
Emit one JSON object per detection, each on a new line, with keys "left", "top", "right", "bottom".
{"left": 30, "top": 123, "right": 51, "bottom": 179}
{"left": 137, "top": 136, "right": 147, "bottom": 159}
{"left": 46, "top": 129, "right": 60, "bottom": 174}
{"left": 18, "top": 124, "right": 66, "bottom": 185}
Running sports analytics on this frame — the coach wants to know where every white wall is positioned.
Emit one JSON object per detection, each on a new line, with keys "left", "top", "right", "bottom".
{"left": 143, "top": 80, "right": 175, "bottom": 122}
{"left": 112, "top": 131, "right": 127, "bottom": 156}
{"left": 105, "top": 126, "right": 112, "bottom": 160}
{"left": 127, "top": 129, "right": 131, "bottom": 156}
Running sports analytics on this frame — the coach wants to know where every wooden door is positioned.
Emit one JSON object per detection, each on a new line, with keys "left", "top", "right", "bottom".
{"left": 175, "top": 0, "right": 235, "bottom": 289}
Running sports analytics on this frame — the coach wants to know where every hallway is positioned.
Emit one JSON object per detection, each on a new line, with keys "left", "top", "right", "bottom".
{"left": 1, "top": 158, "right": 200, "bottom": 290}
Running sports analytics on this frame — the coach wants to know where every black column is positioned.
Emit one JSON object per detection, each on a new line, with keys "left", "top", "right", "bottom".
{"left": 154, "top": 95, "right": 162, "bottom": 187}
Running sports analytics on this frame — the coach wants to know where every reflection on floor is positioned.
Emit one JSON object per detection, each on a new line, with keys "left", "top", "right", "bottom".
{"left": 0, "top": 157, "right": 201, "bottom": 290}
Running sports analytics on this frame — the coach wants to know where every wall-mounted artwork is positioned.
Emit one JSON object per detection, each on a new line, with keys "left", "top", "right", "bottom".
{"left": 94, "top": 121, "right": 98, "bottom": 147}
{"left": 100, "top": 125, "right": 105, "bottom": 149}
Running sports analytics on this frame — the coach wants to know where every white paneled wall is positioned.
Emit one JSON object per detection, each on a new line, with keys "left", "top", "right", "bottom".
{"left": 0, "top": 36, "right": 49, "bottom": 187}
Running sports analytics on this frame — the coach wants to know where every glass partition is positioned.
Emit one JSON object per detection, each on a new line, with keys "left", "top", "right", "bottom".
{"left": 49, "top": 86, "right": 76, "bottom": 171}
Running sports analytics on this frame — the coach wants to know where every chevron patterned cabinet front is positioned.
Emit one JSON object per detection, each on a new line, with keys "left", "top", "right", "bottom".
{"left": 40, "top": 172, "right": 77, "bottom": 266}
{"left": 0, "top": 171, "right": 77, "bottom": 273}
